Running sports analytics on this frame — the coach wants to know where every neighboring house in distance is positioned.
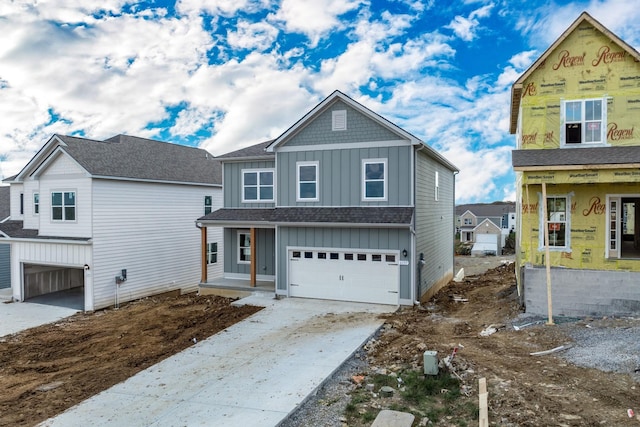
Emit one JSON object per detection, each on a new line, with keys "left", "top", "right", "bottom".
{"left": 0, "top": 134, "right": 222, "bottom": 311}
{"left": 456, "top": 202, "right": 515, "bottom": 244}
{"left": 197, "top": 90, "right": 458, "bottom": 305}
{"left": 511, "top": 12, "right": 640, "bottom": 316}
{"left": 0, "top": 186, "right": 10, "bottom": 289}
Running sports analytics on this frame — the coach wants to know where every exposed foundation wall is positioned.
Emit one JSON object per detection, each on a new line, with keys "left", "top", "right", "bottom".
{"left": 523, "top": 266, "right": 640, "bottom": 317}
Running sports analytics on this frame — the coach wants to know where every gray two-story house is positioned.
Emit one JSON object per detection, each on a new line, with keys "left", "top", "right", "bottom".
{"left": 197, "top": 91, "right": 458, "bottom": 306}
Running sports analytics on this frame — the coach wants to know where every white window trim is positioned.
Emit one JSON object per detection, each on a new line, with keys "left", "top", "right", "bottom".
{"left": 237, "top": 230, "right": 251, "bottom": 264}
{"left": 204, "top": 195, "right": 213, "bottom": 215}
{"left": 560, "top": 96, "right": 609, "bottom": 148}
{"left": 241, "top": 169, "right": 275, "bottom": 203}
{"left": 538, "top": 192, "right": 573, "bottom": 252}
{"left": 362, "top": 158, "right": 388, "bottom": 201}
{"left": 296, "top": 161, "right": 319, "bottom": 202}
{"left": 33, "top": 192, "right": 39, "bottom": 216}
{"left": 332, "top": 110, "right": 347, "bottom": 131}
{"left": 207, "top": 242, "right": 218, "bottom": 264}
{"left": 51, "top": 190, "right": 77, "bottom": 222}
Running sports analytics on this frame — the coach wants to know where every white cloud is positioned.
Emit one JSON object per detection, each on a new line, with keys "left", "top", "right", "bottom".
{"left": 269, "top": 0, "right": 364, "bottom": 46}
{"left": 446, "top": 3, "right": 494, "bottom": 42}
{"left": 227, "top": 20, "right": 279, "bottom": 50}
{"left": 175, "top": 0, "right": 272, "bottom": 17}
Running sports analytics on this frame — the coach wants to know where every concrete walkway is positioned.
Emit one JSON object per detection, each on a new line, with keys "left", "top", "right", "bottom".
{"left": 39, "top": 293, "right": 395, "bottom": 427}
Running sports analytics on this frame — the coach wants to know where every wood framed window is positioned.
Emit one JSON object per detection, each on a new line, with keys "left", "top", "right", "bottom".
{"left": 242, "top": 169, "right": 274, "bottom": 202}
{"left": 296, "top": 161, "right": 319, "bottom": 201}
{"left": 362, "top": 158, "right": 387, "bottom": 201}
{"left": 51, "top": 191, "right": 76, "bottom": 221}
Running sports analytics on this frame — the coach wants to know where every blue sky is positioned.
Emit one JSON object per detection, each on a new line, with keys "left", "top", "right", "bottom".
{"left": 1, "top": 0, "right": 640, "bottom": 203}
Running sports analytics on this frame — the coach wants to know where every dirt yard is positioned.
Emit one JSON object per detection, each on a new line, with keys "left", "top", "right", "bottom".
{"left": 0, "top": 293, "right": 261, "bottom": 427}
{"left": 362, "top": 256, "right": 640, "bottom": 426}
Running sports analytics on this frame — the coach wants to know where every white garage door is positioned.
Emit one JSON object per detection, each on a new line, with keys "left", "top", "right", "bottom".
{"left": 288, "top": 249, "right": 399, "bottom": 305}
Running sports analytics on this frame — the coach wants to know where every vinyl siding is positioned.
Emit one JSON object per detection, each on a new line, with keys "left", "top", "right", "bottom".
{"left": 284, "top": 100, "right": 401, "bottom": 146}
{"left": 223, "top": 227, "right": 275, "bottom": 277}
{"left": 22, "top": 179, "right": 40, "bottom": 229}
{"left": 91, "top": 180, "right": 222, "bottom": 310}
{"left": 277, "top": 226, "right": 412, "bottom": 300}
{"left": 9, "top": 184, "right": 24, "bottom": 220}
{"left": 223, "top": 161, "right": 276, "bottom": 208}
{"left": 277, "top": 146, "right": 412, "bottom": 206}
{"left": 0, "top": 243, "right": 10, "bottom": 289}
{"left": 415, "top": 150, "right": 455, "bottom": 297}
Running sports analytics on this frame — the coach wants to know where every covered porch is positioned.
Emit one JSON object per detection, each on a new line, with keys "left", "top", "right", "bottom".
{"left": 199, "top": 276, "right": 275, "bottom": 299}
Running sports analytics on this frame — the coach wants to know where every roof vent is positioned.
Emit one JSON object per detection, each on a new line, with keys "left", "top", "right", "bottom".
{"left": 332, "top": 110, "right": 347, "bottom": 131}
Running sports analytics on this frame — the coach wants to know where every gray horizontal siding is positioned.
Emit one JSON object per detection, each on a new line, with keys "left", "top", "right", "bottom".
{"left": 223, "top": 228, "right": 275, "bottom": 276}
{"left": 0, "top": 243, "right": 10, "bottom": 289}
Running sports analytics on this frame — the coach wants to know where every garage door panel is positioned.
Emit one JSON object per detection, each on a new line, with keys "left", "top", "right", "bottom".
{"left": 288, "top": 249, "right": 399, "bottom": 305}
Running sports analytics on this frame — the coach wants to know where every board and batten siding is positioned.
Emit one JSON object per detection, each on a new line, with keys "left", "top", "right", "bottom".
{"left": 283, "top": 100, "right": 401, "bottom": 147}
{"left": 277, "top": 226, "right": 412, "bottom": 301}
{"left": 10, "top": 240, "right": 92, "bottom": 301}
{"left": 277, "top": 146, "right": 412, "bottom": 207}
{"left": 91, "top": 179, "right": 222, "bottom": 310}
{"left": 223, "top": 227, "right": 275, "bottom": 278}
{"left": 0, "top": 243, "right": 10, "bottom": 289}
{"left": 414, "top": 150, "right": 455, "bottom": 300}
{"left": 223, "top": 160, "right": 276, "bottom": 208}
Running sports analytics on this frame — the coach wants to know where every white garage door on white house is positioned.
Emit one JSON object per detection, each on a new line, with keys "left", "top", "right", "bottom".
{"left": 288, "top": 248, "right": 400, "bottom": 305}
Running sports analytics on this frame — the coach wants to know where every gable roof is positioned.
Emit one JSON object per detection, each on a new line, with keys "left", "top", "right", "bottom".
{"left": 15, "top": 134, "right": 221, "bottom": 186}
{"left": 456, "top": 202, "right": 515, "bottom": 217}
{"left": 509, "top": 12, "right": 640, "bottom": 134}
{"left": 473, "top": 217, "right": 501, "bottom": 232}
{"left": 0, "top": 186, "right": 9, "bottom": 220}
{"left": 266, "top": 90, "right": 458, "bottom": 172}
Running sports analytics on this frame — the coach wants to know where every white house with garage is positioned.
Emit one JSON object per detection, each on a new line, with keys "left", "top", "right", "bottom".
{"left": 0, "top": 134, "right": 223, "bottom": 311}
{"left": 196, "top": 90, "right": 458, "bottom": 306}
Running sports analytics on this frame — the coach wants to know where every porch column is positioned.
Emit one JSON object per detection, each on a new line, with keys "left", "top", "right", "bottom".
{"left": 250, "top": 227, "right": 256, "bottom": 286}
{"left": 200, "top": 226, "right": 208, "bottom": 283}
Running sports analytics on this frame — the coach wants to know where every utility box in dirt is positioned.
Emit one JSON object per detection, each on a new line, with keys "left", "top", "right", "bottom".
{"left": 423, "top": 350, "right": 438, "bottom": 375}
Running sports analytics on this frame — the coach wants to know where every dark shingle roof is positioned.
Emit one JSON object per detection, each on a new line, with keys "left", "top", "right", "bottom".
{"left": 53, "top": 134, "right": 221, "bottom": 185}
{"left": 0, "top": 186, "right": 9, "bottom": 219}
{"left": 512, "top": 146, "right": 640, "bottom": 168}
{"left": 217, "top": 140, "right": 275, "bottom": 160}
{"left": 455, "top": 202, "right": 515, "bottom": 217}
{"left": 198, "top": 207, "right": 414, "bottom": 226}
{"left": 0, "top": 220, "right": 90, "bottom": 241}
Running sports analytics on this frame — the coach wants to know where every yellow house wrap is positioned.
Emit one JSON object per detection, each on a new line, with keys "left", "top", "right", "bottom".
{"left": 510, "top": 12, "right": 640, "bottom": 317}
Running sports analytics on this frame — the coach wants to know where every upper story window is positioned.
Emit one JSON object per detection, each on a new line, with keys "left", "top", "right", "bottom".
{"left": 539, "top": 194, "right": 571, "bottom": 251}
{"left": 204, "top": 196, "right": 212, "bottom": 215}
{"left": 242, "top": 169, "right": 274, "bottom": 203}
{"left": 463, "top": 218, "right": 472, "bottom": 225}
{"left": 297, "top": 161, "right": 319, "bottom": 201}
{"left": 52, "top": 191, "right": 76, "bottom": 221}
{"left": 20, "top": 193, "right": 24, "bottom": 215}
{"left": 332, "top": 110, "right": 347, "bottom": 131}
{"left": 34, "top": 193, "right": 39, "bottom": 215}
{"left": 362, "top": 159, "right": 387, "bottom": 201}
{"left": 561, "top": 98, "right": 607, "bottom": 146}
{"left": 435, "top": 171, "right": 439, "bottom": 201}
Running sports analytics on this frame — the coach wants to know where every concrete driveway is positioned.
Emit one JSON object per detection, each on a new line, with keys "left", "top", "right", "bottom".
{"left": 39, "top": 293, "right": 395, "bottom": 427}
{"left": 0, "top": 298, "right": 79, "bottom": 338}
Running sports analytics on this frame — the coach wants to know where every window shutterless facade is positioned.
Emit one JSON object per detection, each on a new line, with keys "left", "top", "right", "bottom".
{"left": 51, "top": 191, "right": 76, "bottom": 221}
{"left": 33, "top": 193, "right": 39, "bottom": 215}
{"left": 561, "top": 97, "right": 607, "bottom": 146}
{"left": 362, "top": 158, "right": 387, "bottom": 201}
{"left": 204, "top": 196, "right": 212, "bottom": 214}
{"left": 296, "top": 161, "right": 319, "bottom": 201}
{"left": 242, "top": 169, "right": 274, "bottom": 202}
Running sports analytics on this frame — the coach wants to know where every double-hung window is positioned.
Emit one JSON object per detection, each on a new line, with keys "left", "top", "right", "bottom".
{"left": 238, "top": 231, "right": 251, "bottom": 263}
{"left": 207, "top": 242, "right": 218, "bottom": 264}
{"left": 561, "top": 98, "right": 606, "bottom": 146}
{"left": 204, "top": 196, "right": 212, "bottom": 215}
{"left": 242, "top": 169, "right": 274, "bottom": 202}
{"left": 33, "top": 193, "right": 39, "bottom": 215}
{"left": 540, "top": 195, "right": 571, "bottom": 251}
{"left": 52, "top": 191, "right": 76, "bottom": 221}
{"left": 362, "top": 159, "right": 387, "bottom": 201}
{"left": 297, "top": 161, "right": 319, "bottom": 201}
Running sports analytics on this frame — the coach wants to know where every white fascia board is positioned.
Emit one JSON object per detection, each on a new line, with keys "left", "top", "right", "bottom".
{"left": 15, "top": 135, "right": 66, "bottom": 181}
